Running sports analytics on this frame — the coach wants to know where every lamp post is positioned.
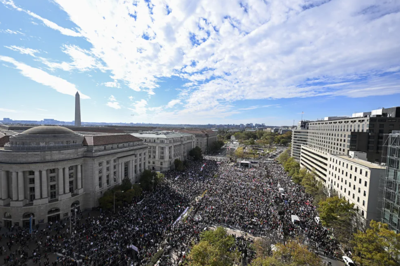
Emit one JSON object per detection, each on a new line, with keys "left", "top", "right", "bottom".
{"left": 114, "top": 191, "right": 124, "bottom": 214}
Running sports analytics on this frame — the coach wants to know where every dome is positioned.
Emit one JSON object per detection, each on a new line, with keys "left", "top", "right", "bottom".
{"left": 21, "top": 126, "right": 76, "bottom": 135}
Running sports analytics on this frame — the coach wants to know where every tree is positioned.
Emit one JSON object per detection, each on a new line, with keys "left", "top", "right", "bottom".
{"left": 120, "top": 178, "right": 133, "bottom": 191}
{"left": 251, "top": 240, "right": 321, "bottom": 266}
{"left": 352, "top": 220, "right": 400, "bottom": 266}
{"left": 189, "top": 146, "right": 203, "bottom": 161}
{"left": 234, "top": 147, "right": 244, "bottom": 158}
{"left": 300, "top": 171, "right": 319, "bottom": 196}
{"left": 283, "top": 157, "right": 300, "bottom": 177}
{"left": 209, "top": 140, "right": 225, "bottom": 153}
{"left": 318, "top": 196, "right": 355, "bottom": 247}
{"left": 249, "top": 138, "right": 255, "bottom": 145}
{"left": 139, "top": 169, "right": 157, "bottom": 191}
{"left": 98, "top": 192, "right": 114, "bottom": 210}
{"left": 292, "top": 168, "right": 307, "bottom": 184}
{"left": 188, "top": 227, "right": 240, "bottom": 266}
{"left": 174, "top": 159, "right": 184, "bottom": 171}
{"left": 277, "top": 149, "right": 290, "bottom": 164}
{"left": 123, "top": 185, "right": 142, "bottom": 202}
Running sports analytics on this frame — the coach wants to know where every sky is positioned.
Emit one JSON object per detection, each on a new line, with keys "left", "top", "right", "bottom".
{"left": 0, "top": 0, "right": 400, "bottom": 126}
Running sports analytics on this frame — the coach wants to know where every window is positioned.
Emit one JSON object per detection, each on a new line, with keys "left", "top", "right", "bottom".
{"left": 29, "top": 178, "right": 35, "bottom": 185}
{"left": 69, "top": 166, "right": 74, "bottom": 170}
{"left": 357, "top": 197, "right": 359, "bottom": 202}
{"left": 50, "top": 169, "right": 56, "bottom": 174}
{"left": 365, "top": 171, "right": 368, "bottom": 177}
{"left": 363, "top": 200, "right": 365, "bottom": 206}
{"left": 360, "top": 169, "right": 362, "bottom": 175}
{"left": 29, "top": 171, "right": 34, "bottom": 175}
{"left": 364, "top": 191, "right": 366, "bottom": 196}
{"left": 365, "top": 181, "right": 368, "bottom": 187}
{"left": 355, "top": 167, "right": 357, "bottom": 172}
{"left": 99, "top": 162, "right": 103, "bottom": 167}
{"left": 50, "top": 176, "right": 56, "bottom": 183}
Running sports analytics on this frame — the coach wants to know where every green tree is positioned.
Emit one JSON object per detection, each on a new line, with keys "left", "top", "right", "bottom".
{"left": 188, "top": 227, "right": 240, "bottom": 266}
{"left": 189, "top": 146, "right": 203, "bottom": 161}
{"left": 318, "top": 196, "right": 355, "bottom": 247}
{"left": 277, "top": 149, "right": 290, "bottom": 164}
{"left": 300, "top": 171, "right": 319, "bottom": 196}
{"left": 234, "top": 147, "right": 244, "bottom": 158}
{"left": 292, "top": 168, "right": 307, "bottom": 184}
{"left": 249, "top": 138, "right": 255, "bottom": 145}
{"left": 174, "top": 159, "right": 184, "bottom": 171}
{"left": 120, "top": 178, "right": 133, "bottom": 191}
{"left": 283, "top": 157, "right": 300, "bottom": 177}
{"left": 98, "top": 192, "right": 114, "bottom": 210}
{"left": 139, "top": 169, "right": 157, "bottom": 191}
{"left": 251, "top": 240, "right": 321, "bottom": 266}
{"left": 353, "top": 220, "right": 400, "bottom": 266}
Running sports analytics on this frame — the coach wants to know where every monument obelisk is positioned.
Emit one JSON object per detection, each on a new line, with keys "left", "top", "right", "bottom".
{"left": 75, "top": 92, "right": 81, "bottom": 126}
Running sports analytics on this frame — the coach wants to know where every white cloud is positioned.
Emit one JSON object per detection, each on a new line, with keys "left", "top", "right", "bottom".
{"left": 129, "top": 99, "right": 147, "bottom": 115}
{"left": 128, "top": 96, "right": 134, "bottom": 101}
{"left": 2, "top": 0, "right": 81, "bottom": 37}
{"left": 0, "top": 55, "right": 90, "bottom": 99}
{"left": 46, "top": 0, "right": 400, "bottom": 118}
{"left": 103, "top": 80, "right": 120, "bottom": 88}
{"left": 106, "top": 95, "right": 121, "bottom": 109}
{"left": 0, "top": 29, "right": 24, "bottom": 35}
{"left": 36, "top": 108, "right": 47, "bottom": 111}
{"left": 5, "top": 45, "right": 39, "bottom": 57}
{"left": 166, "top": 99, "right": 181, "bottom": 108}
{"left": 0, "top": 108, "right": 17, "bottom": 113}
{"left": 106, "top": 101, "right": 121, "bottom": 109}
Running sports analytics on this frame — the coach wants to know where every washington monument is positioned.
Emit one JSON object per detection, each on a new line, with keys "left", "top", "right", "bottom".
{"left": 75, "top": 92, "right": 81, "bottom": 126}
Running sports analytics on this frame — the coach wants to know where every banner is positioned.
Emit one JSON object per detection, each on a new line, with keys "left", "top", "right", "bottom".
{"left": 173, "top": 207, "right": 189, "bottom": 227}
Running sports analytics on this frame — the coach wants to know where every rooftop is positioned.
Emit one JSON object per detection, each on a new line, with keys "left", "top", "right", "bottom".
{"left": 334, "top": 154, "right": 386, "bottom": 169}
{"left": 21, "top": 126, "right": 76, "bottom": 135}
{"left": 83, "top": 134, "right": 142, "bottom": 146}
{"left": 132, "top": 131, "right": 193, "bottom": 138}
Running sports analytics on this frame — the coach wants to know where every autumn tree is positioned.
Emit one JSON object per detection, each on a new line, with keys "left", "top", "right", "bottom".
{"left": 235, "top": 147, "right": 244, "bottom": 159}
{"left": 318, "top": 196, "right": 355, "bottom": 247}
{"left": 352, "top": 220, "right": 400, "bottom": 266}
{"left": 251, "top": 240, "right": 321, "bottom": 266}
{"left": 277, "top": 149, "right": 290, "bottom": 164}
{"left": 188, "top": 227, "right": 240, "bottom": 266}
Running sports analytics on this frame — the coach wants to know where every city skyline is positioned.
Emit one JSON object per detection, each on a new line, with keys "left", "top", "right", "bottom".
{"left": 1, "top": 0, "right": 400, "bottom": 126}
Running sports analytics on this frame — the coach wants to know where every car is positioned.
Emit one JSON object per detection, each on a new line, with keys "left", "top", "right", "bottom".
{"left": 342, "top": 256, "right": 356, "bottom": 266}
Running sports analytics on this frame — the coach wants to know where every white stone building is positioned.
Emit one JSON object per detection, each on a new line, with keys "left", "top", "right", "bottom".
{"left": 326, "top": 152, "right": 386, "bottom": 226}
{"left": 131, "top": 131, "right": 195, "bottom": 171}
{"left": 174, "top": 129, "right": 218, "bottom": 154}
{"left": 0, "top": 126, "right": 147, "bottom": 228}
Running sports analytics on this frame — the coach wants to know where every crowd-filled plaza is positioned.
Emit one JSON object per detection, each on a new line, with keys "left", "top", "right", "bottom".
{"left": 0, "top": 157, "right": 339, "bottom": 265}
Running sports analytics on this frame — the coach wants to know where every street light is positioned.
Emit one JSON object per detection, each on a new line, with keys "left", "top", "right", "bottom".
{"left": 114, "top": 190, "right": 124, "bottom": 214}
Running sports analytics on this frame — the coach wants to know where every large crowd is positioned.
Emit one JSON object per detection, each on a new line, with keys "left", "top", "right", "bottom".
{"left": 0, "top": 154, "right": 339, "bottom": 265}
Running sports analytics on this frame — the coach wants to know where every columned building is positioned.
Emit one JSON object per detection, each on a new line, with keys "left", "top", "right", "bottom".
{"left": 131, "top": 131, "right": 195, "bottom": 171}
{"left": 174, "top": 129, "right": 218, "bottom": 154}
{"left": 0, "top": 126, "right": 147, "bottom": 228}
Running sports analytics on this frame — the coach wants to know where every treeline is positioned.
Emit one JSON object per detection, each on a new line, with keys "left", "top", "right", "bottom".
{"left": 219, "top": 130, "right": 292, "bottom": 146}
{"left": 277, "top": 150, "right": 400, "bottom": 266}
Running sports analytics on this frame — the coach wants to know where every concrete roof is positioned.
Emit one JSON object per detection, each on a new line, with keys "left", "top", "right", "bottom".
{"left": 335, "top": 155, "right": 386, "bottom": 169}
{"left": 131, "top": 131, "right": 193, "bottom": 139}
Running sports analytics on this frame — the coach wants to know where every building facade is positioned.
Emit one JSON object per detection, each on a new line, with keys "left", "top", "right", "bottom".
{"left": 300, "top": 145, "right": 329, "bottom": 183}
{"left": 381, "top": 131, "right": 400, "bottom": 233}
{"left": 175, "top": 129, "right": 218, "bottom": 154}
{"left": 292, "top": 107, "right": 400, "bottom": 164}
{"left": 326, "top": 152, "right": 386, "bottom": 227}
{"left": 0, "top": 126, "right": 147, "bottom": 228}
{"left": 131, "top": 131, "right": 195, "bottom": 171}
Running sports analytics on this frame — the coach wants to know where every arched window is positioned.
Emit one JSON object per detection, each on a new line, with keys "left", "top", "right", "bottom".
{"left": 4, "top": 212, "right": 11, "bottom": 219}
{"left": 48, "top": 208, "right": 60, "bottom": 215}
{"left": 23, "top": 212, "right": 35, "bottom": 219}
{"left": 71, "top": 201, "right": 80, "bottom": 210}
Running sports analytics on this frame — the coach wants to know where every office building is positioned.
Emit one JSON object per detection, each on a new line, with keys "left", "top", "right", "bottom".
{"left": 0, "top": 126, "right": 147, "bottom": 228}
{"left": 381, "top": 131, "right": 400, "bottom": 232}
{"left": 131, "top": 131, "right": 195, "bottom": 171}
{"left": 327, "top": 151, "right": 386, "bottom": 227}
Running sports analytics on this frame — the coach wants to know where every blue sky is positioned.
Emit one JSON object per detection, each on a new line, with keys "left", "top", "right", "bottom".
{"left": 0, "top": 0, "right": 400, "bottom": 126}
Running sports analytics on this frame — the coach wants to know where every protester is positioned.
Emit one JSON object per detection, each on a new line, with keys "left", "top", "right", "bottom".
{"left": 0, "top": 157, "right": 338, "bottom": 265}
